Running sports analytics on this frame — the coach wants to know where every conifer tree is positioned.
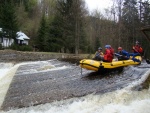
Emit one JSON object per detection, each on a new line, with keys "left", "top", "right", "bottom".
{"left": 0, "top": 0, "right": 18, "bottom": 43}
{"left": 36, "top": 14, "right": 47, "bottom": 51}
{"left": 47, "top": 0, "right": 87, "bottom": 53}
{"left": 47, "top": 20, "right": 64, "bottom": 52}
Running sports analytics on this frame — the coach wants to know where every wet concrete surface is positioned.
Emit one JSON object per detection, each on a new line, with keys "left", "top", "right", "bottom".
{"left": 0, "top": 60, "right": 150, "bottom": 111}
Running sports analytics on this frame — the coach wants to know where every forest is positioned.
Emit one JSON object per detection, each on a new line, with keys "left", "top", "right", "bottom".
{"left": 0, "top": 0, "right": 150, "bottom": 58}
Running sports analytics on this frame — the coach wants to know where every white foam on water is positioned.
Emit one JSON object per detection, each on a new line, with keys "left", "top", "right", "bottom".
{"left": 16, "top": 65, "right": 70, "bottom": 75}
{"left": 0, "top": 63, "right": 14, "bottom": 80}
{"left": 125, "top": 68, "right": 150, "bottom": 90}
{"left": 1, "top": 87, "right": 150, "bottom": 113}
{"left": 15, "top": 60, "right": 71, "bottom": 75}
{"left": 0, "top": 63, "right": 20, "bottom": 108}
{"left": 0, "top": 69, "right": 10, "bottom": 80}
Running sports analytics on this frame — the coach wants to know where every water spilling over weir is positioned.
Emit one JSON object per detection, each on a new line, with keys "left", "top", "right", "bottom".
{"left": 0, "top": 60, "right": 150, "bottom": 113}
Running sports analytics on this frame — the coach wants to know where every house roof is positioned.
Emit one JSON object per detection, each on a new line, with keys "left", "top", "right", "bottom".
{"left": 16, "top": 31, "right": 30, "bottom": 40}
{"left": 17, "top": 37, "right": 24, "bottom": 40}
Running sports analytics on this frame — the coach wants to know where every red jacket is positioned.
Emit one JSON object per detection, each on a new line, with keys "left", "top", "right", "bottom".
{"left": 133, "top": 45, "right": 143, "bottom": 54}
{"left": 110, "top": 47, "right": 114, "bottom": 58}
{"left": 104, "top": 49, "right": 113, "bottom": 62}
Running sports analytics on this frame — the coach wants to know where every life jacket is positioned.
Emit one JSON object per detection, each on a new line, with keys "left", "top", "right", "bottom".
{"left": 133, "top": 45, "right": 143, "bottom": 54}
{"left": 100, "top": 52, "right": 104, "bottom": 56}
{"left": 117, "top": 50, "right": 129, "bottom": 60}
{"left": 104, "top": 49, "right": 113, "bottom": 62}
{"left": 119, "top": 50, "right": 129, "bottom": 56}
{"left": 110, "top": 47, "right": 114, "bottom": 58}
{"left": 95, "top": 51, "right": 104, "bottom": 57}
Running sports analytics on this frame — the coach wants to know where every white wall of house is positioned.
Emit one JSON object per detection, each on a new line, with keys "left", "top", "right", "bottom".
{"left": 1, "top": 38, "right": 14, "bottom": 47}
{"left": 23, "top": 40, "right": 29, "bottom": 45}
{"left": 17, "top": 40, "right": 21, "bottom": 45}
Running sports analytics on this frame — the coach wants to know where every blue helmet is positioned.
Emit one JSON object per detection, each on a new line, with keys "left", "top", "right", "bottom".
{"left": 108, "top": 45, "right": 111, "bottom": 48}
{"left": 105, "top": 45, "right": 109, "bottom": 48}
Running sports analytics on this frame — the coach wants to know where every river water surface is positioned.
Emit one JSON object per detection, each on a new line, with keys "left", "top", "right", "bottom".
{"left": 0, "top": 60, "right": 150, "bottom": 113}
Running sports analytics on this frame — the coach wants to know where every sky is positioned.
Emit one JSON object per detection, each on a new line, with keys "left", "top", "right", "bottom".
{"left": 84, "top": 0, "right": 113, "bottom": 12}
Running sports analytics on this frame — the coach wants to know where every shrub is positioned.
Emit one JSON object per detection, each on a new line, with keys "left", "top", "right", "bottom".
{"left": 9, "top": 44, "right": 33, "bottom": 51}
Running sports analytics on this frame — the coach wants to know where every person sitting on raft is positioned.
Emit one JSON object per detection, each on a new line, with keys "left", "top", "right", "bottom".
{"left": 103, "top": 45, "right": 113, "bottom": 62}
{"left": 93, "top": 47, "right": 104, "bottom": 61}
{"left": 115, "top": 47, "right": 141, "bottom": 62}
{"left": 93, "top": 45, "right": 113, "bottom": 62}
{"left": 133, "top": 41, "right": 143, "bottom": 55}
{"left": 108, "top": 45, "right": 114, "bottom": 59}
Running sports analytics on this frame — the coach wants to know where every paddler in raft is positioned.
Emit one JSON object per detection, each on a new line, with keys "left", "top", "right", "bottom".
{"left": 132, "top": 41, "right": 144, "bottom": 55}
{"left": 93, "top": 47, "right": 104, "bottom": 61}
{"left": 94, "top": 45, "right": 113, "bottom": 62}
{"left": 115, "top": 47, "right": 141, "bottom": 62}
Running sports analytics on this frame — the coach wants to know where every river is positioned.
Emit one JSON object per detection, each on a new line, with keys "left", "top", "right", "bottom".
{"left": 0, "top": 60, "right": 150, "bottom": 113}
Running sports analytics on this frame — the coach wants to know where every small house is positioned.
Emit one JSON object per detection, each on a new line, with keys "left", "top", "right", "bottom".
{"left": 16, "top": 31, "right": 30, "bottom": 45}
{"left": 0, "top": 28, "right": 30, "bottom": 47}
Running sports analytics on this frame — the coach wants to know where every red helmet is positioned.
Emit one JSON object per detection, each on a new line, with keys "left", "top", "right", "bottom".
{"left": 118, "top": 47, "right": 122, "bottom": 50}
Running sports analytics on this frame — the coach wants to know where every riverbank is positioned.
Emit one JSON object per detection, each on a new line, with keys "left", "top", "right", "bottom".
{"left": 0, "top": 50, "right": 93, "bottom": 64}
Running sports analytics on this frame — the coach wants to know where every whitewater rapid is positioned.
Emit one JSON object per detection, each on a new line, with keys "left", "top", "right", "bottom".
{"left": 0, "top": 61, "right": 150, "bottom": 113}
